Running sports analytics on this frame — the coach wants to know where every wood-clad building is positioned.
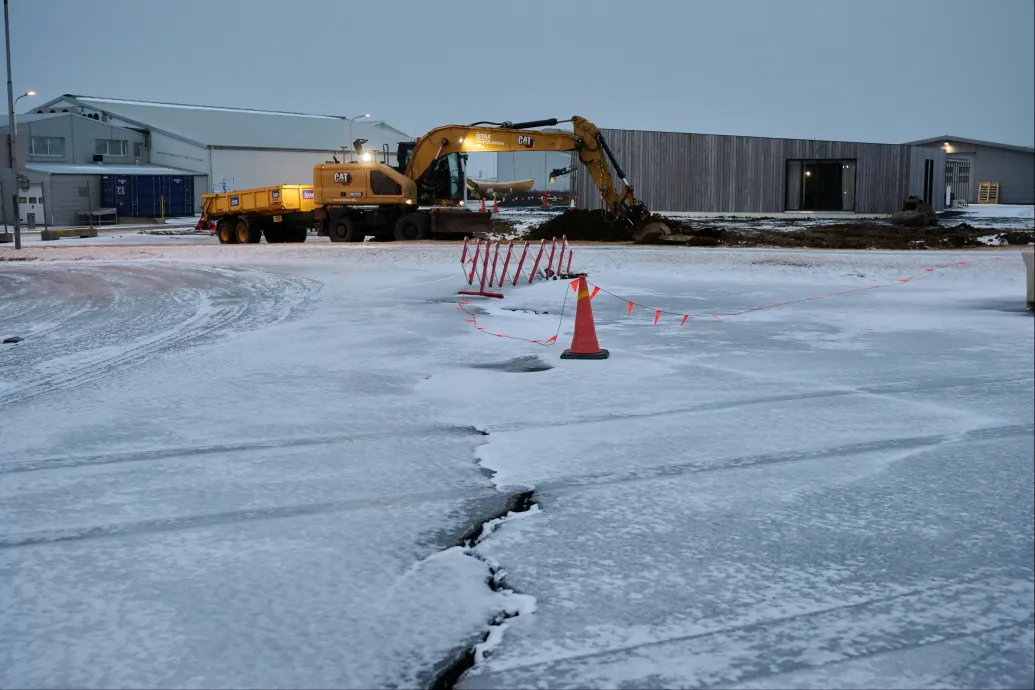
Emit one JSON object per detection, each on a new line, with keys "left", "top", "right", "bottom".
{"left": 503, "top": 129, "right": 947, "bottom": 214}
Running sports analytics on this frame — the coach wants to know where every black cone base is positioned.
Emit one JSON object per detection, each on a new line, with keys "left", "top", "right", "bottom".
{"left": 560, "top": 348, "right": 610, "bottom": 360}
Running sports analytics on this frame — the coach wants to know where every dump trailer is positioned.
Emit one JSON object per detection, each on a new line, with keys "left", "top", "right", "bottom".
{"left": 201, "top": 185, "right": 315, "bottom": 244}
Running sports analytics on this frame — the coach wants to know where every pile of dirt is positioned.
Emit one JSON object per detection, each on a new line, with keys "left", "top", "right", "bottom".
{"left": 524, "top": 209, "right": 694, "bottom": 243}
{"left": 519, "top": 210, "right": 1033, "bottom": 250}
{"left": 525, "top": 209, "right": 633, "bottom": 242}
{"left": 709, "top": 223, "right": 1033, "bottom": 250}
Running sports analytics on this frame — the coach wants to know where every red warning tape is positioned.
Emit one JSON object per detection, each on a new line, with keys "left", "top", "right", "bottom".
{"left": 589, "top": 258, "right": 1001, "bottom": 324}
{"left": 454, "top": 256, "right": 1009, "bottom": 342}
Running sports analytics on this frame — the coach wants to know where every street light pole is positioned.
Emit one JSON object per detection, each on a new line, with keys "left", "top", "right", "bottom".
{"left": 347, "top": 113, "right": 370, "bottom": 162}
{"left": 4, "top": 0, "right": 20, "bottom": 249}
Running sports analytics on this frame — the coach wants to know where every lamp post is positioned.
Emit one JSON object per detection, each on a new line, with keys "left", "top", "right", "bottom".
{"left": 347, "top": 113, "right": 370, "bottom": 161}
{"left": 4, "top": 0, "right": 34, "bottom": 250}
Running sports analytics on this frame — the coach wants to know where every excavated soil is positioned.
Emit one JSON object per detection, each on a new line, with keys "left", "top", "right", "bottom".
{"left": 521, "top": 211, "right": 1033, "bottom": 250}
{"left": 526, "top": 210, "right": 695, "bottom": 242}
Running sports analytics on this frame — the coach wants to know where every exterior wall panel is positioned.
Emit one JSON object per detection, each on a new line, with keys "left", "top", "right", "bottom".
{"left": 576, "top": 129, "right": 937, "bottom": 214}
{"left": 209, "top": 149, "right": 338, "bottom": 196}
{"left": 48, "top": 174, "right": 102, "bottom": 226}
{"left": 972, "top": 145, "right": 1034, "bottom": 204}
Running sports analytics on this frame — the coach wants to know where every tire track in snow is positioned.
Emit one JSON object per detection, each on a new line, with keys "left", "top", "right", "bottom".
{"left": 2, "top": 423, "right": 1027, "bottom": 551}
{"left": 460, "top": 573, "right": 1033, "bottom": 687}
{"left": 484, "top": 372, "right": 1032, "bottom": 434}
{"left": 535, "top": 422, "right": 1034, "bottom": 495}
{"left": 0, "top": 263, "right": 318, "bottom": 410}
{"left": 0, "top": 425, "right": 487, "bottom": 475}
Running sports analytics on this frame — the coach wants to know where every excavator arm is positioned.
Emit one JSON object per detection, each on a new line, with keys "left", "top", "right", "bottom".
{"left": 403, "top": 116, "right": 652, "bottom": 226}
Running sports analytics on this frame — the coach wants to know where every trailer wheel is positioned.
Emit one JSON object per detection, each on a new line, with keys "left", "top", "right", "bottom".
{"left": 236, "top": 219, "right": 260, "bottom": 244}
{"left": 217, "top": 219, "right": 237, "bottom": 244}
{"left": 329, "top": 218, "right": 362, "bottom": 242}
{"left": 286, "top": 226, "right": 308, "bottom": 243}
{"left": 394, "top": 213, "right": 429, "bottom": 241}
{"left": 264, "top": 226, "right": 285, "bottom": 243}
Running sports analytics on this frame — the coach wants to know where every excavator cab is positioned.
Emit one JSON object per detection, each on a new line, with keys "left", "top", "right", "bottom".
{"left": 395, "top": 141, "right": 416, "bottom": 174}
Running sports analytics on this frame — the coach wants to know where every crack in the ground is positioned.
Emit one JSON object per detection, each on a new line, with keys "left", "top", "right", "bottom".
{"left": 426, "top": 475, "right": 539, "bottom": 690}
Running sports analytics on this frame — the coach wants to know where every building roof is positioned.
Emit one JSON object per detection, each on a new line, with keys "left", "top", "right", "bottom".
{"left": 25, "top": 162, "right": 203, "bottom": 176}
{"left": 904, "top": 135, "right": 1034, "bottom": 154}
{"left": 0, "top": 111, "right": 70, "bottom": 128}
{"left": 32, "top": 95, "right": 412, "bottom": 151}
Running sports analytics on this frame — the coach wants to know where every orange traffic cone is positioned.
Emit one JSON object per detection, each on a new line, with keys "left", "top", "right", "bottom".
{"left": 561, "top": 275, "right": 609, "bottom": 360}
{"left": 479, "top": 198, "right": 487, "bottom": 212}
{"left": 492, "top": 196, "right": 499, "bottom": 213}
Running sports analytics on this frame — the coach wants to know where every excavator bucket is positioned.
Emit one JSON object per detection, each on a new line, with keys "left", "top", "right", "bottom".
{"left": 427, "top": 208, "right": 495, "bottom": 237}
{"left": 631, "top": 220, "right": 674, "bottom": 244}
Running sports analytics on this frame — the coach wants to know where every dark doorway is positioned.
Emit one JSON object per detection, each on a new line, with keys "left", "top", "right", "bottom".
{"left": 786, "top": 159, "right": 857, "bottom": 211}
{"left": 923, "top": 159, "right": 934, "bottom": 205}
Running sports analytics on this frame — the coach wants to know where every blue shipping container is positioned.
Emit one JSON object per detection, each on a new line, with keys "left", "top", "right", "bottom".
{"left": 102, "top": 175, "right": 195, "bottom": 217}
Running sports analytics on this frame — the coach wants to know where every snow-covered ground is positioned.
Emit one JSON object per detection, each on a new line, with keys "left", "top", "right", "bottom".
{"left": 1, "top": 241, "right": 1032, "bottom": 689}
{"left": 940, "top": 204, "right": 1035, "bottom": 230}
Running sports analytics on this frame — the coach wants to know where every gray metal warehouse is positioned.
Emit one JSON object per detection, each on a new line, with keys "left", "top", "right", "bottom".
{"left": 2, "top": 95, "right": 410, "bottom": 227}
{"left": 905, "top": 136, "right": 1034, "bottom": 205}
{"left": 500, "top": 129, "right": 948, "bottom": 215}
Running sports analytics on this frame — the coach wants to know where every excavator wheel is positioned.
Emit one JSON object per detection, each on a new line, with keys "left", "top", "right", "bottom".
{"left": 235, "top": 219, "right": 261, "bottom": 244}
{"left": 393, "top": 213, "right": 430, "bottom": 241}
{"left": 329, "top": 218, "right": 363, "bottom": 243}
{"left": 217, "top": 218, "right": 237, "bottom": 244}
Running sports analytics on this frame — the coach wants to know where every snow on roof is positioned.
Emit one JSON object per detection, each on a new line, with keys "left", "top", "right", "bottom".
{"left": 904, "top": 135, "right": 1034, "bottom": 154}
{"left": 25, "top": 162, "right": 203, "bottom": 176}
{"left": 33, "top": 95, "right": 411, "bottom": 151}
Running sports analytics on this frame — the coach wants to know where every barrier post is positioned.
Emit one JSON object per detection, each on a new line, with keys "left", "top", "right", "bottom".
{"left": 513, "top": 240, "right": 531, "bottom": 286}
{"left": 489, "top": 241, "right": 501, "bottom": 287}
{"left": 481, "top": 241, "right": 490, "bottom": 292}
{"left": 467, "top": 239, "right": 482, "bottom": 285}
{"left": 461, "top": 237, "right": 470, "bottom": 266}
{"left": 566, "top": 249, "right": 573, "bottom": 274}
{"left": 546, "top": 237, "right": 558, "bottom": 277}
{"left": 557, "top": 235, "right": 567, "bottom": 275}
{"left": 499, "top": 241, "right": 514, "bottom": 287}
{"left": 529, "top": 239, "right": 547, "bottom": 284}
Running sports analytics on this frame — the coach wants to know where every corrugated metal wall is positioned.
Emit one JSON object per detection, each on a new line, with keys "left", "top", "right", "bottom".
{"left": 576, "top": 129, "right": 924, "bottom": 214}
{"left": 48, "top": 175, "right": 102, "bottom": 226}
{"left": 907, "top": 147, "right": 947, "bottom": 210}
{"left": 971, "top": 145, "right": 1034, "bottom": 204}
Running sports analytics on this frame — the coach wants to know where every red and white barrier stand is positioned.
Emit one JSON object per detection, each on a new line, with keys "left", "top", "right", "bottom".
{"left": 460, "top": 235, "right": 582, "bottom": 299}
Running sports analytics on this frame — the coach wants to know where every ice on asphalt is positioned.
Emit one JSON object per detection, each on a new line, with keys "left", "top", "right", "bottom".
{"left": 1, "top": 241, "right": 1032, "bottom": 689}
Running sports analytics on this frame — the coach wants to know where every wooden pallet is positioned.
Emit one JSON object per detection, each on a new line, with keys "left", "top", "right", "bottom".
{"left": 978, "top": 181, "right": 999, "bottom": 204}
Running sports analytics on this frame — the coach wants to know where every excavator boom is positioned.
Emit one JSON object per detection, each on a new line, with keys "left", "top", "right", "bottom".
{"left": 404, "top": 116, "right": 654, "bottom": 229}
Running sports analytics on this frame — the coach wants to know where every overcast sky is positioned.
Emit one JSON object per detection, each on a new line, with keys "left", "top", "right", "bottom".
{"left": 6, "top": 0, "right": 1034, "bottom": 146}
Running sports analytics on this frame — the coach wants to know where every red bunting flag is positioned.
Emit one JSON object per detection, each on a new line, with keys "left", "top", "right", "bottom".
{"left": 680, "top": 315, "right": 688, "bottom": 326}
{"left": 654, "top": 310, "right": 661, "bottom": 325}
{"left": 627, "top": 302, "right": 634, "bottom": 316}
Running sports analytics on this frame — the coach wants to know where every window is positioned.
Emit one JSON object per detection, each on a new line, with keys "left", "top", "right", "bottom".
{"left": 369, "top": 170, "right": 402, "bottom": 196}
{"left": 133, "top": 141, "right": 145, "bottom": 158}
{"left": 95, "top": 139, "right": 128, "bottom": 156}
{"left": 29, "top": 136, "right": 64, "bottom": 156}
{"left": 786, "top": 159, "right": 856, "bottom": 212}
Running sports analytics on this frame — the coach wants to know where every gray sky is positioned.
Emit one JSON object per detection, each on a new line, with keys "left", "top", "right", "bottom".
{"left": 7, "top": 0, "right": 1034, "bottom": 146}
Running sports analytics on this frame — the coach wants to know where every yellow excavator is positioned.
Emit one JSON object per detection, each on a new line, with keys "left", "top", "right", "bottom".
{"left": 313, "top": 116, "right": 669, "bottom": 242}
